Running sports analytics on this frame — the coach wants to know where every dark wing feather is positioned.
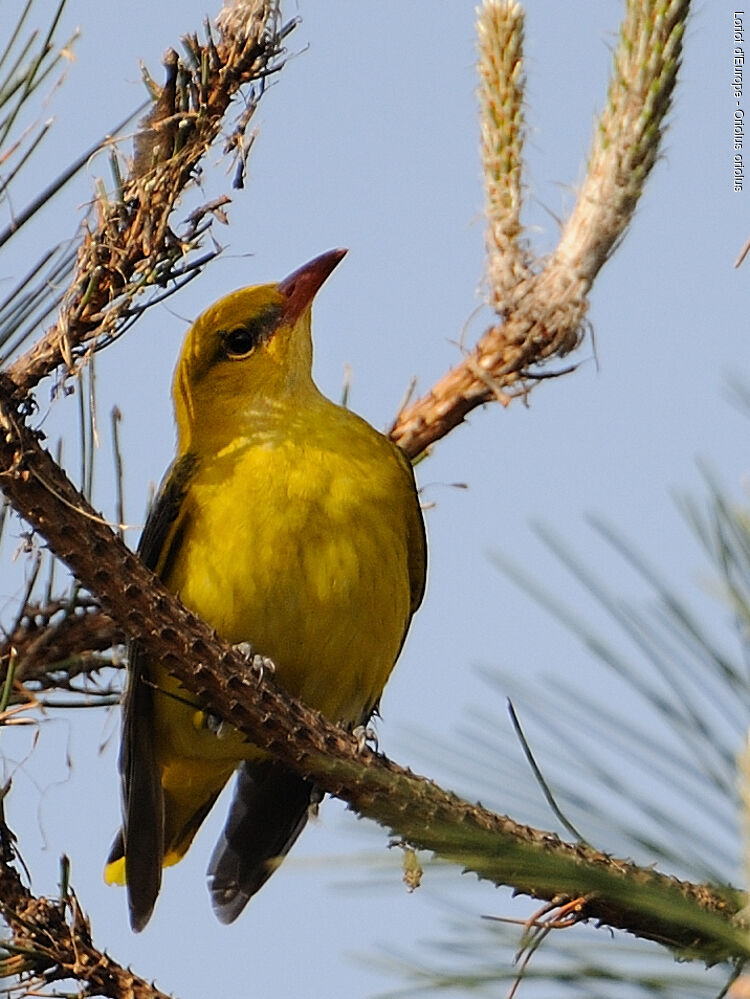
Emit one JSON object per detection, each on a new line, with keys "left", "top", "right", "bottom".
{"left": 110, "top": 453, "right": 197, "bottom": 931}
{"left": 118, "top": 651, "right": 163, "bottom": 931}
{"left": 207, "top": 761, "right": 317, "bottom": 924}
{"left": 402, "top": 454, "right": 427, "bottom": 617}
{"left": 367, "top": 448, "right": 427, "bottom": 721}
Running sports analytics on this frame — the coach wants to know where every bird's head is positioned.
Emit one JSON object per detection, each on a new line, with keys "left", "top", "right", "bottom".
{"left": 173, "top": 249, "right": 346, "bottom": 451}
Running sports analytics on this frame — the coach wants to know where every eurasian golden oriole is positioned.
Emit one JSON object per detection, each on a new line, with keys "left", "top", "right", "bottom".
{"left": 105, "top": 250, "right": 426, "bottom": 930}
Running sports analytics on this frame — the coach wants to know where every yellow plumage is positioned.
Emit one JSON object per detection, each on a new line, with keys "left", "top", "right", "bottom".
{"left": 105, "top": 250, "right": 426, "bottom": 929}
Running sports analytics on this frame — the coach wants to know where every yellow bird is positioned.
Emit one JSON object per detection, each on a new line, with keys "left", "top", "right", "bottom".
{"left": 105, "top": 250, "right": 426, "bottom": 930}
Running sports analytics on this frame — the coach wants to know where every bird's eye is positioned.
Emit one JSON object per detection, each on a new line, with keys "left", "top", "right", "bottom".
{"left": 223, "top": 326, "right": 257, "bottom": 358}
{"left": 219, "top": 305, "right": 283, "bottom": 361}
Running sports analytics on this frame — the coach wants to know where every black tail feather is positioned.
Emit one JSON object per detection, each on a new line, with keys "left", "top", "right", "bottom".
{"left": 207, "top": 760, "right": 317, "bottom": 923}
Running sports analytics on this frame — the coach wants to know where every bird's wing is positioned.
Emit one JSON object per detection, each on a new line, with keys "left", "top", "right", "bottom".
{"left": 403, "top": 455, "right": 428, "bottom": 617}
{"left": 110, "top": 452, "right": 197, "bottom": 931}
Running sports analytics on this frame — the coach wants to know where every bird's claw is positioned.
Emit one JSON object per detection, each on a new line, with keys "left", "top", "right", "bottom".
{"left": 204, "top": 710, "right": 229, "bottom": 739}
{"left": 233, "top": 642, "right": 276, "bottom": 683}
{"left": 352, "top": 724, "right": 378, "bottom": 754}
{"left": 203, "top": 644, "right": 275, "bottom": 736}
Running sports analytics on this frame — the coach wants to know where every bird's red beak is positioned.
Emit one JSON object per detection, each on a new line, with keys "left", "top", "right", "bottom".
{"left": 278, "top": 249, "right": 347, "bottom": 326}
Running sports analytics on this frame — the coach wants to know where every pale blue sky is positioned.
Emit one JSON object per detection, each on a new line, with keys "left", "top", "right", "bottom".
{"left": 2, "top": 2, "right": 749, "bottom": 996}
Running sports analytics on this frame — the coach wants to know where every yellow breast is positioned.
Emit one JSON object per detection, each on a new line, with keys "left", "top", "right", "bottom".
{"left": 153, "top": 399, "right": 421, "bottom": 764}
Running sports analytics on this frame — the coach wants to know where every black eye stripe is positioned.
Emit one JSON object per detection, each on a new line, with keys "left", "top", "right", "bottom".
{"left": 219, "top": 304, "right": 282, "bottom": 359}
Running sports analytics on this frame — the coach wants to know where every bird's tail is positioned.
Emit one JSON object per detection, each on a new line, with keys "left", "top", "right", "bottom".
{"left": 208, "top": 760, "right": 318, "bottom": 923}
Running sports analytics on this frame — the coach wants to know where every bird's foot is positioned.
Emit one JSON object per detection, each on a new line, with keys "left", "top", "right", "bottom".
{"left": 204, "top": 710, "right": 230, "bottom": 738}
{"left": 233, "top": 641, "right": 276, "bottom": 684}
{"left": 352, "top": 724, "right": 379, "bottom": 754}
{"left": 203, "top": 644, "right": 274, "bottom": 737}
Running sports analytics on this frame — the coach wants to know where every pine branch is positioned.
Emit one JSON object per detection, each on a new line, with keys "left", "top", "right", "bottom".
{"left": 391, "top": 0, "right": 689, "bottom": 459}
{"left": 0, "top": 836, "right": 174, "bottom": 999}
{"left": 0, "top": 379, "right": 746, "bottom": 967}
{"left": 4, "top": 0, "right": 293, "bottom": 396}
